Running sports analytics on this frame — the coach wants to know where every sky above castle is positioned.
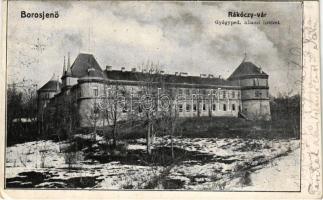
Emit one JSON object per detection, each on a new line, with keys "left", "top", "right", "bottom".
{"left": 7, "top": 1, "right": 302, "bottom": 96}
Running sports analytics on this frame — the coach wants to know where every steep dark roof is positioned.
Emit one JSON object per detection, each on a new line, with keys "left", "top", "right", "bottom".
{"left": 70, "top": 53, "right": 105, "bottom": 78}
{"left": 228, "top": 62, "right": 268, "bottom": 80}
{"left": 104, "top": 70, "right": 238, "bottom": 86}
{"left": 38, "top": 80, "right": 61, "bottom": 92}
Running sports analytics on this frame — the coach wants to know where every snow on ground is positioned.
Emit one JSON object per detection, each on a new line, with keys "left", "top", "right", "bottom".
{"left": 227, "top": 148, "right": 300, "bottom": 191}
{"left": 5, "top": 136, "right": 300, "bottom": 190}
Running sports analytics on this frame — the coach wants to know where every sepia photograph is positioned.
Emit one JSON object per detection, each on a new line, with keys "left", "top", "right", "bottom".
{"left": 4, "top": 1, "right": 304, "bottom": 191}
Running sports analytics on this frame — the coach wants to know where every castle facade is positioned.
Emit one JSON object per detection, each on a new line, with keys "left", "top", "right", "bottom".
{"left": 37, "top": 53, "right": 271, "bottom": 133}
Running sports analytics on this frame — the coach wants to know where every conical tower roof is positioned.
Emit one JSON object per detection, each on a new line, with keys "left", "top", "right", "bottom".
{"left": 70, "top": 53, "right": 105, "bottom": 78}
{"left": 38, "top": 74, "right": 61, "bottom": 92}
{"left": 228, "top": 61, "right": 268, "bottom": 80}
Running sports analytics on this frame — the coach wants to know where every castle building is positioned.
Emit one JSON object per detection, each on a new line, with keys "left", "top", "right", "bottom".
{"left": 37, "top": 53, "right": 271, "bottom": 133}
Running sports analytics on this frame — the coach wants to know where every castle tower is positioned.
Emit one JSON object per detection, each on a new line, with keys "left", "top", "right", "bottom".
{"left": 228, "top": 60, "right": 271, "bottom": 121}
{"left": 69, "top": 53, "right": 106, "bottom": 128}
{"left": 37, "top": 74, "right": 61, "bottom": 116}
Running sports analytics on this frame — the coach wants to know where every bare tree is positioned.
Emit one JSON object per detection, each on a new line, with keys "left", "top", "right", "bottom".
{"left": 134, "top": 61, "right": 166, "bottom": 155}
{"left": 99, "top": 82, "right": 129, "bottom": 149}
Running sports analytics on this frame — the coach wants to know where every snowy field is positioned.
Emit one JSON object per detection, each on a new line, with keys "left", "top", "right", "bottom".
{"left": 5, "top": 136, "right": 300, "bottom": 190}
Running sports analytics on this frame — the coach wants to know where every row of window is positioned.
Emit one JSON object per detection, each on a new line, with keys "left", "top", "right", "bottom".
{"left": 90, "top": 88, "right": 241, "bottom": 99}
{"left": 120, "top": 102, "right": 237, "bottom": 114}
{"left": 178, "top": 103, "right": 236, "bottom": 112}
{"left": 177, "top": 88, "right": 240, "bottom": 98}
{"left": 89, "top": 88, "right": 269, "bottom": 99}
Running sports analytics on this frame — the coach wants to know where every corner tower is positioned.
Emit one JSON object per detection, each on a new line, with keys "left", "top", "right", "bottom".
{"left": 37, "top": 74, "right": 61, "bottom": 116}
{"left": 228, "top": 61, "right": 271, "bottom": 121}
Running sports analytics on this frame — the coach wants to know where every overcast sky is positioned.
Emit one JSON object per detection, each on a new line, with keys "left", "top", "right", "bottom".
{"left": 7, "top": 1, "right": 302, "bottom": 96}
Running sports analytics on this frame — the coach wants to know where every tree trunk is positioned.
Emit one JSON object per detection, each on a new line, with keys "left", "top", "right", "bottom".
{"left": 151, "top": 123, "right": 155, "bottom": 144}
{"left": 171, "top": 118, "right": 176, "bottom": 160}
{"left": 112, "top": 123, "right": 117, "bottom": 148}
{"left": 147, "top": 122, "right": 152, "bottom": 155}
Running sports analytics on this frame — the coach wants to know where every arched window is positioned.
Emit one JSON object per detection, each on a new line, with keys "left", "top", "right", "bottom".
{"left": 223, "top": 104, "right": 227, "bottom": 111}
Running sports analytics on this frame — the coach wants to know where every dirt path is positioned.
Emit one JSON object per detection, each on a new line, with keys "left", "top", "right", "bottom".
{"left": 228, "top": 148, "right": 300, "bottom": 191}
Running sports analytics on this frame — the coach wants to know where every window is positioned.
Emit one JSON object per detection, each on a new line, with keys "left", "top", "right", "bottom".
{"left": 178, "top": 104, "right": 183, "bottom": 112}
{"left": 186, "top": 104, "right": 191, "bottom": 112}
{"left": 265, "top": 80, "right": 268, "bottom": 87}
{"left": 178, "top": 89, "right": 183, "bottom": 95}
{"left": 192, "top": 89, "right": 196, "bottom": 94}
{"left": 231, "top": 91, "right": 235, "bottom": 98}
{"left": 203, "top": 104, "right": 206, "bottom": 111}
{"left": 232, "top": 104, "right": 235, "bottom": 111}
{"left": 193, "top": 104, "right": 197, "bottom": 112}
{"left": 202, "top": 89, "right": 207, "bottom": 95}
{"left": 266, "top": 91, "right": 269, "bottom": 97}
{"left": 138, "top": 106, "right": 142, "bottom": 113}
{"left": 213, "top": 90, "right": 218, "bottom": 98}
{"left": 223, "top": 91, "right": 226, "bottom": 99}
{"left": 212, "top": 104, "right": 216, "bottom": 111}
{"left": 255, "top": 90, "right": 262, "bottom": 97}
{"left": 93, "top": 87, "right": 98, "bottom": 96}
{"left": 185, "top": 89, "right": 190, "bottom": 96}
{"left": 253, "top": 79, "right": 256, "bottom": 86}
{"left": 223, "top": 104, "right": 227, "bottom": 111}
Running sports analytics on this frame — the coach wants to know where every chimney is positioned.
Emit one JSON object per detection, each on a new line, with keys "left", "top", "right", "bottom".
{"left": 180, "top": 72, "right": 188, "bottom": 77}
{"left": 131, "top": 68, "right": 136, "bottom": 72}
{"left": 121, "top": 67, "right": 126, "bottom": 72}
{"left": 200, "top": 74, "right": 207, "bottom": 78}
{"left": 259, "top": 67, "right": 263, "bottom": 73}
{"left": 218, "top": 75, "right": 222, "bottom": 79}
{"left": 175, "top": 72, "right": 179, "bottom": 76}
{"left": 106, "top": 65, "right": 112, "bottom": 71}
